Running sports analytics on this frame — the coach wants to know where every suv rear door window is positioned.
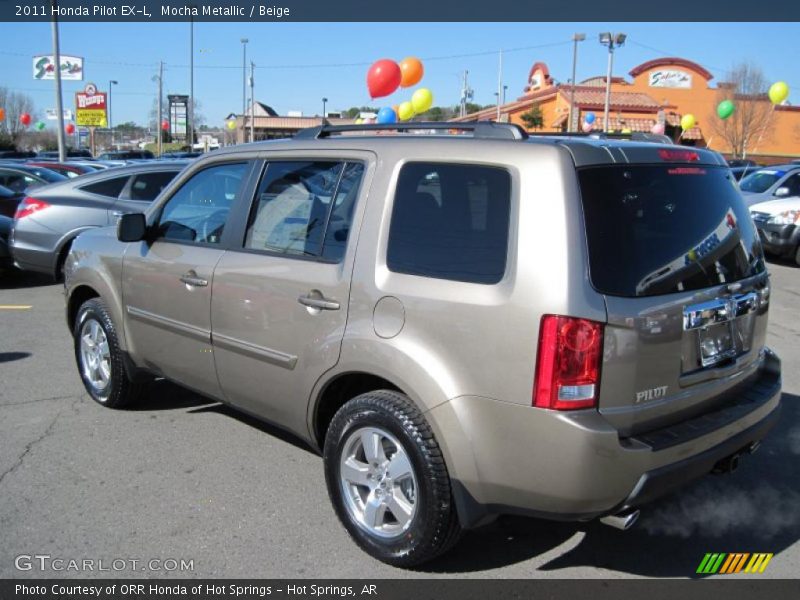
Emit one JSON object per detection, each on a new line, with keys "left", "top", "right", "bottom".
{"left": 387, "top": 162, "right": 511, "bottom": 284}
{"left": 578, "top": 165, "right": 766, "bottom": 297}
{"left": 245, "top": 161, "right": 363, "bottom": 261}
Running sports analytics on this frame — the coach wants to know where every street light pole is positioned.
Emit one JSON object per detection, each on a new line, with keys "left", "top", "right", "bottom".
{"left": 322, "top": 97, "right": 327, "bottom": 118}
{"left": 568, "top": 33, "right": 585, "bottom": 132}
{"left": 599, "top": 32, "right": 626, "bottom": 133}
{"left": 240, "top": 38, "right": 248, "bottom": 143}
{"left": 189, "top": 16, "right": 194, "bottom": 148}
{"left": 51, "top": 0, "right": 66, "bottom": 162}
{"left": 250, "top": 61, "right": 255, "bottom": 142}
{"left": 108, "top": 80, "right": 118, "bottom": 148}
{"left": 156, "top": 62, "right": 163, "bottom": 157}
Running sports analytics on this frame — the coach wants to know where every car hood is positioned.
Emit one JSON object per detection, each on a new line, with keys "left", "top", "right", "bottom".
{"left": 749, "top": 197, "right": 800, "bottom": 215}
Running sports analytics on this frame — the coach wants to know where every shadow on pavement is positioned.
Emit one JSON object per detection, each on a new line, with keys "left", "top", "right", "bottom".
{"left": 0, "top": 351, "right": 31, "bottom": 363}
{"left": 422, "top": 392, "right": 800, "bottom": 576}
{"left": 0, "top": 269, "right": 55, "bottom": 290}
{"left": 131, "top": 379, "right": 217, "bottom": 411}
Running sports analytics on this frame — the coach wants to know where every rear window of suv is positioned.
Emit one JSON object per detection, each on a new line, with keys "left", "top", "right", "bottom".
{"left": 387, "top": 162, "right": 511, "bottom": 284}
{"left": 578, "top": 165, "right": 766, "bottom": 297}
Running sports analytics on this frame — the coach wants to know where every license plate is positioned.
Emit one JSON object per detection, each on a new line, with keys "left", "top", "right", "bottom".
{"left": 698, "top": 322, "right": 736, "bottom": 367}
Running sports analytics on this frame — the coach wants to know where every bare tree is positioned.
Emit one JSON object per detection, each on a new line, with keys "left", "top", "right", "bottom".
{"left": 0, "top": 87, "right": 37, "bottom": 147}
{"left": 709, "top": 63, "right": 773, "bottom": 158}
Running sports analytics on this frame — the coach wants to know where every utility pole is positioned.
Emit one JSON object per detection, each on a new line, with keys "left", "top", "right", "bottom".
{"left": 496, "top": 49, "right": 503, "bottom": 121}
{"left": 599, "top": 33, "right": 626, "bottom": 133}
{"left": 568, "top": 33, "right": 586, "bottom": 132}
{"left": 189, "top": 16, "right": 194, "bottom": 148}
{"left": 51, "top": 0, "right": 66, "bottom": 161}
{"left": 157, "top": 61, "right": 163, "bottom": 157}
{"left": 241, "top": 38, "right": 248, "bottom": 143}
{"left": 249, "top": 61, "right": 255, "bottom": 143}
{"left": 460, "top": 70, "right": 470, "bottom": 118}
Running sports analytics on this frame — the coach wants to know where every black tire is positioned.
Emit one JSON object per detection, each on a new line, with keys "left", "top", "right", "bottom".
{"left": 794, "top": 244, "right": 800, "bottom": 267}
{"left": 55, "top": 239, "right": 73, "bottom": 282}
{"left": 73, "top": 298, "right": 143, "bottom": 409}
{"left": 323, "top": 390, "right": 461, "bottom": 567}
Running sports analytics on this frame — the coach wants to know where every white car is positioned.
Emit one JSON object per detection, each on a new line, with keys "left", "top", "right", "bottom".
{"left": 750, "top": 196, "right": 800, "bottom": 265}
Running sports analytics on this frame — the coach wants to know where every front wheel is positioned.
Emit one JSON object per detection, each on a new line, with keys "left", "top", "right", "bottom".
{"left": 323, "top": 390, "right": 461, "bottom": 567}
{"left": 73, "top": 298, "right": 143, "bottom": 408}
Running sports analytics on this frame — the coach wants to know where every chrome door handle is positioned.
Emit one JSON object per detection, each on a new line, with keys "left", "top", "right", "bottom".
{"left": 180, "top": 274, "right": 208, "bottom": 287}
{"left": 298, "top": 294, "right": 340, "bottom": 311}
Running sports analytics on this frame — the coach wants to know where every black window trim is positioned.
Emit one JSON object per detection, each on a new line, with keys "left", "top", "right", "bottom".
{"left": 148, "top": 160, "right": 255, "bottom": 250}
{"left": 236, "top": 157, "right": 366, "bottom": 264}
{"left": 385, "top": 159, "right": 515, "bottom": 285}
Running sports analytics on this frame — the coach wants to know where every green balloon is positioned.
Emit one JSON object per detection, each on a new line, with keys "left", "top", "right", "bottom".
{"left": 34, "top": 121, "right": 46, "bottom": 131}
{"left": 717, "top": 100, "right": 735, "bottom": 120}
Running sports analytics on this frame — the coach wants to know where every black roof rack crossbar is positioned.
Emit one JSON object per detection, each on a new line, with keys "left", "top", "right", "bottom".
{"left": 294, "top": 120, "right": 528, "bottom": 141}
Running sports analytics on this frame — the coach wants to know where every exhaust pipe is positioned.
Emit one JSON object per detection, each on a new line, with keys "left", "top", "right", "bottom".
{"left": 712, "top": 453, "right": 740, "bottom": 475}
{"left": 600, "top": 508, "right": 640, "bottom": 530}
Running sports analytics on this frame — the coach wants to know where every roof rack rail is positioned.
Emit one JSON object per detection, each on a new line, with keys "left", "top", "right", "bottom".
{"left": 526, "top": 131, "right": 674, "bottom": 145}
{"left": 294, "top": 120, "right": 529, "bottom": 141}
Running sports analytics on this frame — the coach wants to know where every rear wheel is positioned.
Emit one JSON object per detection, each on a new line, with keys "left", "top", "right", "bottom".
{"left": 323, "top": 390, "right": 461, "bottom": 567}
{"left": 74, "top": 298, "right": 143, "bottom": 408}
{"left": 794, "top": 243, "right": 800, "bottom": 267}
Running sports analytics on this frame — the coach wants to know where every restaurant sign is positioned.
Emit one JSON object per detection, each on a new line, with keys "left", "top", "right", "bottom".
{"left": 649, "top": 70, "right": 692, "bottom": 89}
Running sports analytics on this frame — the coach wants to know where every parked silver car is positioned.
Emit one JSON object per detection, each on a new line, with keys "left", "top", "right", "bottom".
{"left": 64, "top": 123, "right": 781, "bottom": 566}
{"left": 11, "top": 161, "right": 186, "bottom": 279}
{"left": 738, "top": 164, "right": 800, "bottom": 207}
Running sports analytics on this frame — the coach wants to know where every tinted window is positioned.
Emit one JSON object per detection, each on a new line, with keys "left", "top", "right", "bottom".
{"left": 739, "top": 169, "right": 785, "bottom": 193}
{"left": 0, "top": 172, "right": 38, "bottom": 193}
{"left": 25, "top": 168, "right": 67, "bottom": 183}
{"left": 245, "top": 161, "right": 362, "bottom": 259}
{"left": 578, "top": 165, "right": 766, "bottom": 298}
{"left": 780, "top": 173, "right": 800, "bottom": 196}
{"left": 387, "top": 163, "right": 511, "bottom": 284}
{"left": 129, "top": 171, "right": 178, "bottom": 201}
{"left": 81, "top": 176, "right": 129, "bottom": 198}
{"left": 156, "top": 162, "right": 248, "bottom": 245}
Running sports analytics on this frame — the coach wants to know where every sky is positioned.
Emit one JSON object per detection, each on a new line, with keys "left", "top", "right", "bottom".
{"left": 1, "top": 21, "right": 798, "bottom": 128}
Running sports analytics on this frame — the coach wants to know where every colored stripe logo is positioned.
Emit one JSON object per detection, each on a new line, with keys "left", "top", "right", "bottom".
{"left": 697, "top": 553, "right": 773, "bottom": 574}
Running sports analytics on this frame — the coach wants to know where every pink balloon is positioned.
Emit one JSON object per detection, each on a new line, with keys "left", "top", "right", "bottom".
{"left": 651, "top": 122, "right": 665, "bottom": 135}
{"left": 582, "top": 122, "right": 593, "bottom": 133}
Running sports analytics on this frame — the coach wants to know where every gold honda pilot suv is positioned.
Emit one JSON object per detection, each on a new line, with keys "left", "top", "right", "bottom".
{"left": 64, "top": 122, "right": 782, "bottom": 566}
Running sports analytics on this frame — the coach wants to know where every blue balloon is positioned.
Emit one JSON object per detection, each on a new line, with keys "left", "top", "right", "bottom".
{"left": 585, "top": 112, "right": 596, "bottom": 124}
{"left": 377, "top": 106, "right": 397, "bottom": 124}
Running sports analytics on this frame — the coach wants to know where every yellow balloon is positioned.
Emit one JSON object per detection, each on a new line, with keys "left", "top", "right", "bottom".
{"left": 355, "top": 118, "right": 363, "bottom": 124}
{"left": 226, "top": 120, "right": 236, "bottom": 130}
{"left": 680, "top": 114, "right": 696, "bottom": 131}
{"left": 768, "top": 81, "right": 789, "bottom": 105}
{"left": 398, "top": 101, "right": 415, "bottom": 121}
{"left": 621, "top": 128, "right": 632, "bottom": 134}
{"left": 410, "top": 88, "right": 433, "bottom": 114}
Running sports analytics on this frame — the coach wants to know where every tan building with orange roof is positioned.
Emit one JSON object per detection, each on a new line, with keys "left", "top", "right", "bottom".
{"left": 456, "top": 58, "right": 800, "bottom": 162}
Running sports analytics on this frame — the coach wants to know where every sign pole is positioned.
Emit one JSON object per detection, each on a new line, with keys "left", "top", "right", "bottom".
{"left": 51, "top": 0, "right": 67, "bottom": 161}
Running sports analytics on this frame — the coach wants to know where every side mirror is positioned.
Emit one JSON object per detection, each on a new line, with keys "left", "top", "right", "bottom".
{"left": 117, "top": 212, "right": 147, "bottom": 242}
{"left": 774, "top": 186, "right": 790, "bottom": 197}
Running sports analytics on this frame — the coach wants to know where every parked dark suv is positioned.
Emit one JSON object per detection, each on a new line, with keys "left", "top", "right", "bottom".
{"left": 64, "top": 122, "right": 781, "bottom": 566}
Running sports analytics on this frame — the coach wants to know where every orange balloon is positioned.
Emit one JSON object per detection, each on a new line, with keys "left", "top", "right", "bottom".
{"left": 392, "top": 104, "right": 400, "bottom": 115}
{"left": 0, "top": 107, "right": 5, "bottom": 121}
{"left": 399, "top": 57, "right": 424, "bottom": 88}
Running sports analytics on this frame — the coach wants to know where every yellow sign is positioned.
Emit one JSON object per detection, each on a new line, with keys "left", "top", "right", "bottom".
{"left": 76, "top": 108, "right": 107, "bottom": 127}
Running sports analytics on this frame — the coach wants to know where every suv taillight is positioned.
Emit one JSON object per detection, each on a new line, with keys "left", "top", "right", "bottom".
{"left": 533, "top": 315, "right": 604, "bottom": 410}
{"left": 14, "top": 197, "right": 51, "bottom": 220}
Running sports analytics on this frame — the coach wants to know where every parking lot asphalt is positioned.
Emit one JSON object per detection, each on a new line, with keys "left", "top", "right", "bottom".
{"left": 1, "top": 259, "right": 799, "bottom": 579}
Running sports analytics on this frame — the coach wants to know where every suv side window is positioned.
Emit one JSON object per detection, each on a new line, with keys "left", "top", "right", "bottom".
{"left": 81, "top": 176, "right": 129, "bottom": 198}
{"left": 155, "top": 162, "right": 248, "bottom": 245}
{"left": 780, "top": 172, "right": 800, "bottom": 196}
{"left": 387, "top": 162, "right": 511, "bottom": 284}
{"left": 129, "top": 170, "right": 178, "bottom": 201}
{"left": 245, "top": 161, "right": 363, "bottom": 261}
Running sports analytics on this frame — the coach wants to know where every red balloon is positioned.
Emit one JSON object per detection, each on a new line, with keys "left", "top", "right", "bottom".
{"left": 65, "top": 123, "right": 75, "bottom": 134}
{"left": 161, "top": 120, "right": 169, "bottom": 131}
{"left": 20, "top": 113, "right": 32, "bottom": 127}
{"left": 366, "top": 59, "right": 402, "bottom": 99}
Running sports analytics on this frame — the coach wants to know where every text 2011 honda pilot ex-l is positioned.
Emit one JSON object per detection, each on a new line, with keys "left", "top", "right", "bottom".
{"left": 64, "top": 122, "right": 781, "bottom": 567}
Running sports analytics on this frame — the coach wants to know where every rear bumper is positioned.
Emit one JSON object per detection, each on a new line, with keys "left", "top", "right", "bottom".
{"left": 428, "top": 349, "right": 782, "bottom": 528}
